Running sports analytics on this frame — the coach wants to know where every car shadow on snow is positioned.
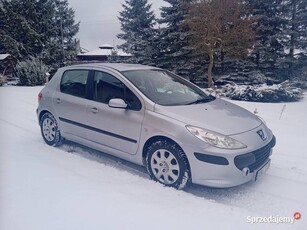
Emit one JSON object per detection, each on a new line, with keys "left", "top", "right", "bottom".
{"left": 59, "top": 140, "right": 257, "bottom": 203}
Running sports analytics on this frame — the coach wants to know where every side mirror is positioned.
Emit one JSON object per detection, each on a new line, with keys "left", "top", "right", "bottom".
{"left": 108, "top": 98, "right": 127, "bottom": 109}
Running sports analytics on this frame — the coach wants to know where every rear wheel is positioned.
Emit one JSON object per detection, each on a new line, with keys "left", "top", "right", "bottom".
{"left": 40, "top": 112, "right": 63, "bottom": 146}
{"left": 146, "top": 141, "right": 191, "bottom": 189}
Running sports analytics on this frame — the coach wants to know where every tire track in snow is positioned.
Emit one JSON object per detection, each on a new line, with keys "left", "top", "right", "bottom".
{"left": 0, "top": 117, "right": 37, "bottom": 135}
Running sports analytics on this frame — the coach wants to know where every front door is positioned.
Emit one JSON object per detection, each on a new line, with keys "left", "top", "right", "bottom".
{"left": 85, "top": 70, "right": 144, "bottom": 155}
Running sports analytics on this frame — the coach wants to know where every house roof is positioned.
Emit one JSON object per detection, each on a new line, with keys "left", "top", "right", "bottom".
{"left": 77, "top": 45, "right": 131, "bottom": 57}
{"left": 70, "top": 63, "right": 158, "bottom": 72}
{"left": 0, "top": 54, "right": 13, "bottom": 61}
{"left": 99, "top": 44, "right": 113, "bottom": 49}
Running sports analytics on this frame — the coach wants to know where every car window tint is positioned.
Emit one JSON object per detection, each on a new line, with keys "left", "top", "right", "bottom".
{"left": 60, "top": 70, "right": 89, "bottom": 98}
{"left": 93, "top": 71, "right": 141, "bottom": 111}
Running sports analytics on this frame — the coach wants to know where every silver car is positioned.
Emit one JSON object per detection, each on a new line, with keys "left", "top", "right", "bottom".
{"left": 37, "top": 63, "right": 276, "bottom": 189}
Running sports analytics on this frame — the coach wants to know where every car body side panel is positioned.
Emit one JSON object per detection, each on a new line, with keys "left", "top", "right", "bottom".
{"left": 85, "top": 99, "right": 144, "bottom": 155}
{"left": 52, "top": 91, "right": 88, "bottom": 139}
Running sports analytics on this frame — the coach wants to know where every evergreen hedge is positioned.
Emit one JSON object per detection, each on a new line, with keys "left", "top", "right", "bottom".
{"left": 220, "top": 82, "right": 303, "bottom": 102}
{"left": 15, "top": 57, "right": 48, "bottom": 86}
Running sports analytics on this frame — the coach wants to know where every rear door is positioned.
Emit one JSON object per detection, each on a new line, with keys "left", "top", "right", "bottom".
{"left": 85, "top": 70, "right": 144, "bottom": 155}
{"left": 53, "top": 68, "right": 90, "bottom": 140}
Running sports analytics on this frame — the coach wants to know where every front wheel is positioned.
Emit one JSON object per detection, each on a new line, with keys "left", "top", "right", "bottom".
{"left": 40, "top": 112, "right": 63, "bottom": 146}
{"left": 146, "top": 141, "right": 191, "bottom": 189}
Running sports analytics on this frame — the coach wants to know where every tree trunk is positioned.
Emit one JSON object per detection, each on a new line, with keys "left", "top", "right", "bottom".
{"left": 207, "top": 47, "right": 214, "bottom": 88}
{"left": 289, "top": 0, "right": 297, "bottom": 69}
{"left": 256, "top": 51, "right": 260, "bottom": 69}
{"left": 221, "top": 50, "right": 225, "bottom": 73}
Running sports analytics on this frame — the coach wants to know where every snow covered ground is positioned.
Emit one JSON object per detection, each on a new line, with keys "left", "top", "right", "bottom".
{"left": 0, "top": 85, "right": 306, "bottom": 230}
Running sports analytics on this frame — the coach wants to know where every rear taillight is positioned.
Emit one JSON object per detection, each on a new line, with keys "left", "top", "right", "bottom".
{"left": 38, "top": 92, "right": 43, "bottom": 103}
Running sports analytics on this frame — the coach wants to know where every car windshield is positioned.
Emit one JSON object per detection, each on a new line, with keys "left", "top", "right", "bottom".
{"left": 122, "top": 69, "right": 215, "bottom": 106}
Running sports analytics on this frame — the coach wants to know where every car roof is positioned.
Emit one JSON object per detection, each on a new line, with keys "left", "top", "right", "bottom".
{"left": 68, "top": 63, "right": 160, "bottom": 72}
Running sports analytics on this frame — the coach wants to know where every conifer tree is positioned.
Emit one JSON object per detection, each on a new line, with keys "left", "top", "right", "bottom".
{"left": 117, "top": 0, "right": 156, "bottom": 65}
{"left": 43, "top": 0, "right": 79, "bottom": 69}
{"left": 246, "top": 0, "right": 286, "bottom": 70}
{"left": 0, "top": 0, "right": 79, "bottom": 71}
{"left": 0, "top": 0, "right": 54, "bottom": 59}
{"left": 247, "top": 0, "right": 307, "bottom": 79}
{"left": 157, "top": 0, "right": 203, "bottom": 79}
{"left": 280, "top": 0, "right": 307, "bottom": 72}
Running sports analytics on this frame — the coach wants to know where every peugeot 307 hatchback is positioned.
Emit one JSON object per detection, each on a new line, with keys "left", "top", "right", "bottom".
{"left": 37, "top": 63, "right": 276, "bottom": 189}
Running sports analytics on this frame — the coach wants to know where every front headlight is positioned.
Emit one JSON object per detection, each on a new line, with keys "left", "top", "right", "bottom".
{"left": 186, "top": 126, "right": 247, "bottom": 149}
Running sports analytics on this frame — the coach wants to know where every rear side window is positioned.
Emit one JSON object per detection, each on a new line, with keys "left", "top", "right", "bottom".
{"left": 60, "top": 70, "right": 89, "bottom": 98}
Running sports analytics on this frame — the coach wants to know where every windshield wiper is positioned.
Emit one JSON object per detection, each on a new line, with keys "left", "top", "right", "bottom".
{"left": 187, "top": 98, "right": 213, "bottom": 105}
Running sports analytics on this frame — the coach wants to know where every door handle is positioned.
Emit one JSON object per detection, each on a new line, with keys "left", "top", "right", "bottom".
{"left": 91, "top": 107, "right": 98, "bottom": 114}
{"left": 56, "top": 98, "right": 61, "bottom": 104}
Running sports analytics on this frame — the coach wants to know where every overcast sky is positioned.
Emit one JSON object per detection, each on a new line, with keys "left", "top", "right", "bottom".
{"left": 68, "top": 0, "right": 167, "bottom": 51}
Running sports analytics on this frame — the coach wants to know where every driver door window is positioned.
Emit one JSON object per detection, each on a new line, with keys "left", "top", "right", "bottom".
{"left": 93, "top": 71, "right": 141, "bottom": 110}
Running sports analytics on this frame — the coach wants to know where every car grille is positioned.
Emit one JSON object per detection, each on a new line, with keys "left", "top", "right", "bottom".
{"left": 234, "top": 136, "right": 276, "bottom": 172}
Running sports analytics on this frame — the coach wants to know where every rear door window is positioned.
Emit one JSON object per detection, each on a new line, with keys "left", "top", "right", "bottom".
{"left": 60, "top": 70, "right": 89, "bottom": 98}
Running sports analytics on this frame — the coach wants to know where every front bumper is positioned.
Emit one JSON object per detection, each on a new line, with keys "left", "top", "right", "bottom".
{"left": 181, "top": 128, "right": 276, "bottom": 188}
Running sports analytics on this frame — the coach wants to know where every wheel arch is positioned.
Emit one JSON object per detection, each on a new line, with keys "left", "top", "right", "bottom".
{"left": 39, "top": 110, "right": 64, "bottom": 146}
{"left": 38, "top": 109, "right": 54, "bottom": 125}
{"left": 142, "top": 135, "right": 191, "bottom": 169}
{"left": 38, "top": 110, "right": 50, "bottom": 124}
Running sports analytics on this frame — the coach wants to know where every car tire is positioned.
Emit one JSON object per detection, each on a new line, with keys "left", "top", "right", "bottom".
{"left": 40, "top": 112, "right": 63, "bottom": 146}
{"left": 146, "top": 140, "right": 191, "bottom": 189}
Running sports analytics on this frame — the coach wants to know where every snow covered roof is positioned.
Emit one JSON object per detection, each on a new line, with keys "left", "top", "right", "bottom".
{"left": 77, "top": 45, "right": 131, "bottom": 58}
{"left": 99, "top": 44, "right": 113, "bottom": 49}
{"left": 72, "top": 63, "right": 158, "bottom": 72}
{"left": 79, "top": 47, "right": 90, "bottom": 54}
{"left": 0, "top": 54, "right": 14, "bottom": 61}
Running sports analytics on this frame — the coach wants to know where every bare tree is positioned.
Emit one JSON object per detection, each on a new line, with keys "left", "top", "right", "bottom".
{"left": 187, "top": 0, "right": 255, "bottom": 87}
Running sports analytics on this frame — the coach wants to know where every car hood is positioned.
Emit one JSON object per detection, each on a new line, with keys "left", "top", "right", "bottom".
{"left": 154, "top": 98, "right": 262, "bottom": 135}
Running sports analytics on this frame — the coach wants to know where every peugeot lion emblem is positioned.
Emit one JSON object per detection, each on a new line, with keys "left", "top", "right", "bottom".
{"left": 257, "top": 129, "right": 268, "bottom": 141}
